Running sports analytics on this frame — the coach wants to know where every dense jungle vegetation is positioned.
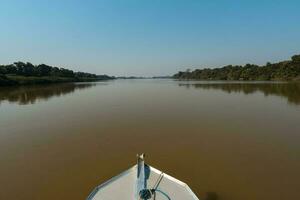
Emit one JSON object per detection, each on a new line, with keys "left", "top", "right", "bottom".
{"left": 174, "top": 55, "right": 300, "bottom": 81}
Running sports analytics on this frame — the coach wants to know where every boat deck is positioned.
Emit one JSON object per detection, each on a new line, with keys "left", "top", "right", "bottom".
{"left": 87, "top": 164, "right": 199, "bottom": 200}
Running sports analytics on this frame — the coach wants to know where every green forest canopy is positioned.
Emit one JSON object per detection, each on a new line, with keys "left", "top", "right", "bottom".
{"left": 174, "top": 55, "right": 300, "bottom": 81}
{"left": 0, "top": 62, "right": 101, "bottom": 78}
{"left": 0, "top": 62, "right": 114, "bottom": 86}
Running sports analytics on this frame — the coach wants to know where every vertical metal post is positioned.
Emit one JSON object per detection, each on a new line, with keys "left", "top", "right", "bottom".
{"left": 136, "top": 154, "right": 146, "bottom": 199}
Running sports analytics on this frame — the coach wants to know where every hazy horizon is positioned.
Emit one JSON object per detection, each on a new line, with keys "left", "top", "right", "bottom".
{"left": 1, "top": 0, "right": 300, "bottom": 76}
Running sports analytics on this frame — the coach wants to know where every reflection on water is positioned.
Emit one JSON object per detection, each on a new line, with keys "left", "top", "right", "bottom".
{"left": 0, "top": 83, "right": 97, "bottom": 105}
{"left": 178, "top": 82, "right": 300, "bottom": 105}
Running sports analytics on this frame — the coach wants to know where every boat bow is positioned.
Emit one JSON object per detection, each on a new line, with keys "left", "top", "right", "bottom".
{"left": 87, "top": 154, "right": 199, "bottom": 200}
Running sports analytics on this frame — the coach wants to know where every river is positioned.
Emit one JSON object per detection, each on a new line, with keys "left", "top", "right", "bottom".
{"left": 0, "top": 79, "right": 300, "bottom": 200}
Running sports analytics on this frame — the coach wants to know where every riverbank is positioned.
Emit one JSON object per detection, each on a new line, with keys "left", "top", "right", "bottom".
{"left": 174, "top": 54, "right": 300, "bottom": 81}
{"left": 0, "top": 74, "right": 114, "bottom": 86}
{"left": 0, "top": 62, "right": 115, "bottom": 86}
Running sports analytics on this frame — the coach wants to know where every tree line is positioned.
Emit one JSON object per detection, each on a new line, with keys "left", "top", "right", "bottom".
{"left": 174, "top": 55, "right": 300, "bottom": 81}
{"left": 0, "top": 62, "right": 99, "bottom": 78}
{"left": 0, "top": 62, "right": 114, "bottom": 86}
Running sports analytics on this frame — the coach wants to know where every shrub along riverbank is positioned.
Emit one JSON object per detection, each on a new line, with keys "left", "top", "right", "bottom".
{"left": 0, "top": 62, "right": 114, "bottom": 86}
{"left": 174, "top": 54, "right": 300, "bottom": 81}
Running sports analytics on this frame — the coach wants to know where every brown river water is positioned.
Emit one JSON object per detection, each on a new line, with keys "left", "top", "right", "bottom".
{"left": 0, "top": 79, "right": 300, "bottom": 200}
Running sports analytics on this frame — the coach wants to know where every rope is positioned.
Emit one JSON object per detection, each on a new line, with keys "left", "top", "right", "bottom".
{"left": 139, "top": 172, "right": 165, "bottom": 200}
{"left": 153, "top": 172, "right": 164, "bottom": 190}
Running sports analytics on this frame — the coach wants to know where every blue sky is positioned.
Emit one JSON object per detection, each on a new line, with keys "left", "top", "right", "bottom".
{"left": 0, "top": 0, "right": 300, "bottom": 76}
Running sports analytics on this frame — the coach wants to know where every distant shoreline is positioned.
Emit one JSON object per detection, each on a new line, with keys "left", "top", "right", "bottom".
{"left": 173, "top": 54, "right": 300, "bottom": 81}
{"left": 0, "top": 62, "right": 114, "bottom": 86}
{"left": 0, "top": 74, "right": 114, "bottom": 86}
